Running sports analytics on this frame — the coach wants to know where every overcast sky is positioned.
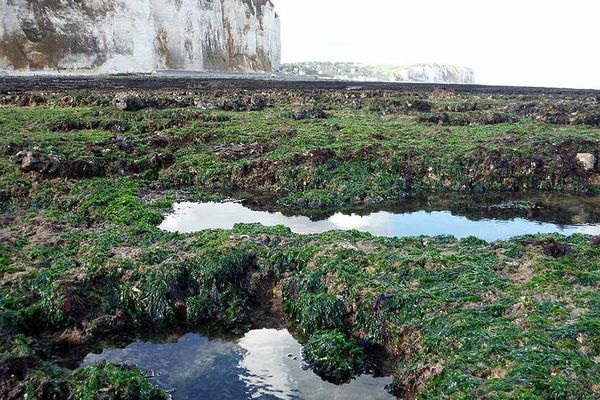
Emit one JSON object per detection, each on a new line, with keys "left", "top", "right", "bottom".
{"left": 275, "top": 0, "right": 600, "bottom": 89}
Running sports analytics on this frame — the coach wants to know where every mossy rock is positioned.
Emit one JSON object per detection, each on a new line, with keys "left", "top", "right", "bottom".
{"left": 284, "top": 288, "right": 347, "bottom": 335}
{"left": 69, "top": 361, "right": 167, "bottom": 400}
{"left": 304, "top": 330, "right": 365, "bottom": 384}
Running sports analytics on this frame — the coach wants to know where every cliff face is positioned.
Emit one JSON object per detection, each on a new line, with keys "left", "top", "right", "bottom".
{"left": 398, "top": 64, "right": 475, "bottom": 84}
{"left": 281, "top": 62, "right": 475, "bottom": 84}
{"left": 0, "top": 0, "right": 280, "bottom": 72}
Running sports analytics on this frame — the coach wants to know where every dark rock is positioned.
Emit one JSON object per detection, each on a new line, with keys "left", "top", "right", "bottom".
{"left": 12, "top": 150, "right": 103, "bottom": 178}
{"left": 119, "top": 152, "right": 174, "bottom": 175}
{"left": 371, "top": 293, "right": 387, "bottom": 312}
{"left": 13, "top": 150, "right": 61, "bottom": 175}
{"left": 150, "top": 152, "right": 175, "bottom": 169}
{"left": 111, "top": 92, "right": 147, "bottom": 111}
{"left": 418, "top": 112, "right": 450, "bottom": 125}
{"left": 506, "top": 102, "right": 540, "bottom": 116}
{"left": 291, "top": 106, "right": 328, "bottom": 120}
{"left": 248, "top": 95, "right": 268, "bottom": 111}
{"left": 219, "top": 97, "right": 244, "bottom": 111}
{"left": 592, "top": 236, "right": 600, "bottom": 246}
{"left": 212, "top": 141, "right": 274, "bottom": 161}
{"left": 291, "top": 148, "right": 336, "bottom": 165}
{"left": 87, "top": 310, "right": 128, "bottom": 335}
{"left": 64, "top": 159, "right": 104, "bottom": 178}
{"left": 218, "top": 95, "right": 267, "bottom": 111}
{"left": 1, "top": 142, "right": 21, "bottom": 156}
{"left": 542, "top": 240, "right": 571, "bottom": 258}
{"left": 407, "top": 99, "right": 432, "bottom": 112}
{"left": 581, "top": 114, "right": 600, "bottom": 127}
{"left": 0, "top": 356, "right": 38, "bottom": 381}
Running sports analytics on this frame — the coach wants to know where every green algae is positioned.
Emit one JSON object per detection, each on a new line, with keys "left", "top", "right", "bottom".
{"left": 304, "top": 330, "right": 365, "bottom": 384}
{"left": 0, "top": 88, "right": 599, "bottom": 398}
{"left": 69, "top": 361, "right": 167, "bottom": 400}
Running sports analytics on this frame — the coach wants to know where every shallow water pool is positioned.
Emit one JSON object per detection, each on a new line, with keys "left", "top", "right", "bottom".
{"left": 82, "top": 329, "right": 394, "bottom": 400}
{"left": 158, "top": 194, "right": 600, "bottom": 241}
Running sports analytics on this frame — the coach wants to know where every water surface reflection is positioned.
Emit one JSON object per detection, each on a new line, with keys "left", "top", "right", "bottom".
{"left": 159, "top": 194, "right": 600, "bottom": 241}
{"left": 82, "top": 329, "right": 393, "bottom": 400}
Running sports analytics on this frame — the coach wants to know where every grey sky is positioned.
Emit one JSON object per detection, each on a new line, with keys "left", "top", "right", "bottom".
{"left": 275, "top": 0, "right": 600, "bottom": 89}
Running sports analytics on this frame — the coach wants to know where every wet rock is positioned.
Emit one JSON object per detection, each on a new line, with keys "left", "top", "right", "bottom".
{"left": 542, "top": 240, "right": 571, "bottom": 258}
{"left": 0, "top": 356, "right": 38, "bottom": 381}
{"left": 218, "top": 95, "right": 267, "bottom": 111}
{"left": 87, "top": 311, "right": 128, "bottom": 335}
{"left": 506, "top": 102, "right": 540, "bottom": 117}
{"left": 12, "top": 150, "right": 104, "bottom": 178}
{"left": 592, "top": 236, "right": 600, "bottom": 246}
{"left": 119, "top": 152, "right": 175, "bottom": 175}
{"left": 417, "top": 112, "right": 450, "bottom": 125}
{"left": 212, "top": 141, "right": 274, "bottom": 161}
{"left": 194, "top": 98, "right": 216, "bottom": 110}
{"left": 151, "top": 152, "right": 175, "bottom": 169}
{"left": 291, "top": 106, "right": 328, "bottom": 120}
{"left": 581, "top": 114, "right": 600, "bottom": 127}
{"left": 50, "top": 117, "right": 130, "bottom": 133}
{"left": 406, "top": 99, "right": 432, "bottom": 112}
{"left": 291, "top": 148, "right": 336, "bottom": 165}
{"left": 482, "top": 111, "right": 513, "bottom": 125}
{"left": 13, "top": 150, "right": 61, "bottom": 175}
{"left": 64, "top": 159, "right": 104, "bottom": 178}
{"left": 371, "top": 293, "right": 388, "bottom": 312}
{"left": 575, "top": 153, "right": 596, "bottom": 171}
{"left": 304, "top": 330, "right": 365, "bottom": 384}
{"left": 1, "top": 142, "right": 21, "bottom": 156}
{"left": 248, "top": 95, "right": 268, "bottom": 111}
{"left": 111, "top": 92, "right": 147, "bottom": 111}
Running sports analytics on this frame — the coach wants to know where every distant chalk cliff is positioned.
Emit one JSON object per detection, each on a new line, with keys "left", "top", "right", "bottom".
{"left": 280, "top": 62, "right": 475, "bottom": 84}
{"left": 0, "top": 0, "right": 281, "bottom": 72}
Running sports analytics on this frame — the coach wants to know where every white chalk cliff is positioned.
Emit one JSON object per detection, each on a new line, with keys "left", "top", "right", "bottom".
{"left": 280, "top": 62, "right": 475, "bottom": 84}
{"left": 396, "top": 64, "right": 475, "bottom": 84}
{"left": 0, "top": 0, "right": 281, "bottom": 72}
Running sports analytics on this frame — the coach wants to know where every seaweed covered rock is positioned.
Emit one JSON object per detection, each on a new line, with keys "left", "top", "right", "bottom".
{"left": 0, "top": 356, "right": 65, "bottom": 400}
{"left": 218, "top": 95, "right": 268, "bottom": 111}
{"left": 69, "top": 361, "right": 167, "bottom": 400}
{"left": 542, "top": 239, "right": 571, "bottom": 258}
{"left": 12, "top": 150, "right": 104, "bottom": 178}
{"left": 118, "top": 153, "right": 175, "bottom": 175}
{"left": 112, "top": 93, "right": 147, "bottom": 112}
{"left": 304, "top": 330, "right": 365, "bottom": 384}
{"left": 291, "top": 106, "right": 328, "bottom": 120}
{"left": 283, "top": 276, "right": 347, "bottom": 335}
{"left": 13, "top": 149, "right": 61, "bottom": 175}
